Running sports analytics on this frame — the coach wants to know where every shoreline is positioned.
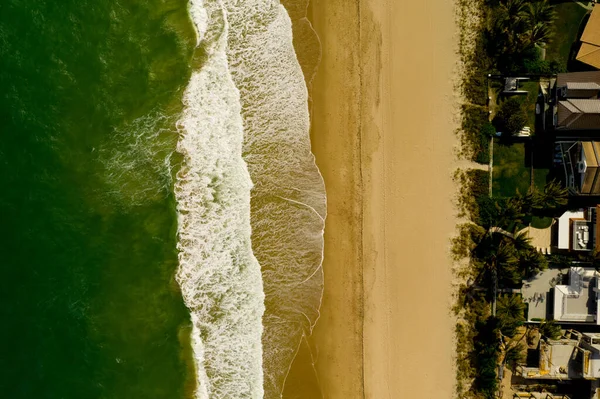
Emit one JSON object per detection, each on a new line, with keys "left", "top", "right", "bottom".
{"left": 294, "top": 0, "right": 460, "bottom": 397}
{"left": 307, "top": 0, "right": 365, "bottom": 396}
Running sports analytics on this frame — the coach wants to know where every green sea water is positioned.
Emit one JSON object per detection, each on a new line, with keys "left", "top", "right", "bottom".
{"left": 0, "top": 0, "right": 197, "bottom": 397}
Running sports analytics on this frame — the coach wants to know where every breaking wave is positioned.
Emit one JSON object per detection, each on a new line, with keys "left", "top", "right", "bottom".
{"left": 174, "top": 1, "right": 265, "bottom": 397}
{"left": 175, "top": 0, "right": 326, "bottom": 397}
{"left": 222, "top": 0, "right": 326, "bottom": 396}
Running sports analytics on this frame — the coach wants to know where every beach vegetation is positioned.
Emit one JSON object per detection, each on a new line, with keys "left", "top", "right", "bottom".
{"left": 456, "top": 168, "right": 490, "bottom": 223}
{"left": 472, "top": 316, "right": 502, "bottom": 398}
{"left": 454, "top": 291, "right": 501, "bottom": 399}
{"left": 539, "top": 320, "right": 562, "bottom": 339}
{"left": 461, "top": 105, "right": 492, "bottom": 164}
{"left": 496, "top": 294, "right": 526, "bottom": 337}
{"left": 454, "top": 0, "right": 570, "bottom": 397}
{"left": 504, "top": 342, "right": 526, "bottom": 367}
{"left": 486, "top": 0, "right": 557, "bottom": 74}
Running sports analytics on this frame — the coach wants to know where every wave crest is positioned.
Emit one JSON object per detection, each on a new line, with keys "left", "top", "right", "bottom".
{"left": 175, "top": 1, "right": 265, "bottom": 397}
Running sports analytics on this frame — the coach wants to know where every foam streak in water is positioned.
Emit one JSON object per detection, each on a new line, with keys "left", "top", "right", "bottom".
{"left": 175, "top": 1, "right": 265, "bottom": 397}
{"left": 222, "top": 1, "right": 327, "bottom": 397}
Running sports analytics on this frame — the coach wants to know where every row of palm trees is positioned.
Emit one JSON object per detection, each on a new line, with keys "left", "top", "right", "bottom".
{"left": 467, "top": 180, "right": 568, "bottom": 296}
{"left": 488, "top": 0, "right": 557, "bottom": 65}
{"left": 494, "top": 179, "right": 568, "bottom": 229}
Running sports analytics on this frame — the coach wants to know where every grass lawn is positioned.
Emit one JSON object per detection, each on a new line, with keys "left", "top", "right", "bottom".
{"left": 546, "top": 1, "right": 588, "bottom": 68}
{"left": 520, "top": 81, "right": 539, "bottom": 132}
{"left": 492, "top": 140, "right": 531, "bottom": 198}
{"left": 531, "top": 216, "right": 553, "bottom": 229}
{"left": 533, "top": 168, "right": 549, "bottom": 191}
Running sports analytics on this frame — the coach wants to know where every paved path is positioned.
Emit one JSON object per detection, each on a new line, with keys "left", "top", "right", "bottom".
{"left": 489, "top": 136, "right": 494, "bottom": 197}
{"left": 574, "top": 0, "right": 593, "bottom": 11}
{"left": 488, "top": 226, "right": 515, "bottom": 238}
{"left": 456, "top": 160, "right": 488, "bottom": 171}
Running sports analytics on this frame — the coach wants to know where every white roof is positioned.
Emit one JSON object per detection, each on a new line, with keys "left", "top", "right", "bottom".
{"left": 589, "top": 356, "right": 600, "bottom": 378}
{"left": 554, "top": 267, "right": 600, "bottom": 324}
{"left": 557, "top": 210, "right": 585, "bottom": 249}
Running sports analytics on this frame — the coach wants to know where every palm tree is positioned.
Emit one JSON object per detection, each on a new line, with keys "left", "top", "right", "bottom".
{"left": 491, "top": 0, "right": 529, "bottom": 54}
{"left": 522, "top": 0, "right": 557, "bottom": 47}
{"left": 504, "top": 342, "right": 526, "bottom": 366}
{"left": 472, "top": 234, "right": 520, "bottom": 291}
{"left": 495, "top": 241, "right": 522, "bottom": 286}
{"left": 539, "top": 320, "right": 562, "bottom": 339}
{"left": 533, "top": 179, "right": 568, "bottom": 209}
{"left": 497, "top": 0, "right": 529, "bottom": 27}
{"left": 519, "top": 247, "right": 548, "bottom": 278}
{"left": 526, "top": 1, "right": 557, "bottom": 27}
{"left": 525, "top": 22, "right": 555, "bottom": 48}
{"left": 496, "top": 294, "right": 526, "bottom": 337}
{"left": 512, "top": 229, "right": 533, "bottom": 254}
{"left": 490, "top": 0, "right": 557, "bottom": 58}
{"left": 518, "top": 188, "right": 536, "bottom": 211}
{"left": 495, "top": 198, "right": 526, "bottom": 229}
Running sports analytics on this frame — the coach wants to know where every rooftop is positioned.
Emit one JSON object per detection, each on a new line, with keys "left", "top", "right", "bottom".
{"left": 577, "top": 8, "right": 600, "bottom": 69}
{"left": 557, "top": 210, "right": 586, "bottom": 250}
{"left": 557, "top": 71, "right": 600, "bottom": 89}
{"left": 556, "top": 141, "right": 600, "bottom": 195}
{"left": 557, "top": 99, "right": 600, "bottom": 130}
{"left": 518, "top": 338, "right": 580, "bottom": 379}
{"left": 554, "top": 267, "right": 600, "bottom": 324}
{"left": 523, "top": 268, "right": 563, "bottom": 321}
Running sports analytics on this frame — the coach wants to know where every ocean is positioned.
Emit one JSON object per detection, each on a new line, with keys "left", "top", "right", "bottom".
{"left": 0, "top": 0, "right": 325, "bottom": 398}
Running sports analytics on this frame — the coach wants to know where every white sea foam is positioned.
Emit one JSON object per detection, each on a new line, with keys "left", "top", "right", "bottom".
{"left": 98, "top": 111, "right": 177, "bottom": 206}
{"left": 222, "top": 1, "right": 327, "bottom": 397}
{"left": 175, "top": 1, "right": 265, "bottom": 397}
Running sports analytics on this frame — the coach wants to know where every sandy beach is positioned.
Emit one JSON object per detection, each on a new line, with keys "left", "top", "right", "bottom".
{"left": 301, "top": 0, "right": 460, "bottom": 397}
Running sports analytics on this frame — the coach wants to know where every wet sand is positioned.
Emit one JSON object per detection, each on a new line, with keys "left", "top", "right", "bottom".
{"left": 297, "top": 0, "right": 459, "bottom": 397}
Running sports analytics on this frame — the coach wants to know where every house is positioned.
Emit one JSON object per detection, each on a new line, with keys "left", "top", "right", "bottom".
{"left": 580, "top": 333, "right": 600, "bottom": 379}
{"left": 577, "top": 7, "right": 600, "bottom": 69}
{"left": 555, "top": 207, "right": 599, "bottom": 252}
{"left": 553, "top": 267, "right": 600, "bottom": 324}
{"left": 517, "top": 337, "right": 581, "bottom": 379}
{"left": 554, "top": 72, "right": 600, "bottom": 131}
{"left": 515, "top": 331, "right": 600, "bottom": 398}
{"left": 556, "top": 141, "right": 600, "bottom": 195}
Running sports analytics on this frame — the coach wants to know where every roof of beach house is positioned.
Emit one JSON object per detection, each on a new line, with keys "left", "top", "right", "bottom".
{"left": 554, "top": 267, "right": 600, "bottom": 324}
{"left": 557, "top": 99, "right": 600, "bottom": 129}
{"left": 557, "top": 71, "right": 600, "bottom": 94}
{"left": 577, "top": 7, "right": 600, "bottom": 69}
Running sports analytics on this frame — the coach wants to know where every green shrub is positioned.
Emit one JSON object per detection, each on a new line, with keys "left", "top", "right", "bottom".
{"left": 505, "top": 342, "right": 526, "bottom": 366}
{"left": 477, "top": 197, "right": 499, "bottom": 228}
{"left": 506, "top": 112, "right": 528, "bottom": 135}
{"left": 463, "top": 169, "right": 492, "bottom": 225}
{"left": 463, "top": 105, "right": 492, "bottom": 163}
{"left": 481, "top": 122, "right": 496, "bottom": 138}
{"left": 473, "top": 317, "right": 501, "bottom": 397}
{"left": 494, "top": 97, "right": 528, "bottom": 135}
{"left": 524, "top": 59, "right": 566, "bottom": 75}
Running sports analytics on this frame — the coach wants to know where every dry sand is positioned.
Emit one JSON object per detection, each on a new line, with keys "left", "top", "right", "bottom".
{"left": 291, "top": 0, "right": 461, "bottom": 397}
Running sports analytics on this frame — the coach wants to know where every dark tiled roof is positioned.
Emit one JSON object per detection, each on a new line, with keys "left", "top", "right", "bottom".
{"left": 557, "top": 99, "right": 600, "bottom": 130}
